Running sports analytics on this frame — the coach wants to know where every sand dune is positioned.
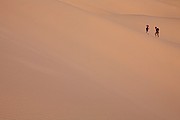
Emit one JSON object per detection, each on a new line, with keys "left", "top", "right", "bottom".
{"left": 0, "top": 0, "right": 180, "bottom": 120}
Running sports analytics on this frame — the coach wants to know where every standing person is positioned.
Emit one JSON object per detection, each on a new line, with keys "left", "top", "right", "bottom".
{"left": 155, "top": 27, "right": 160, "bottom": 37}
{"left": 146, "top": 25, "right": 150, "bottom": 34}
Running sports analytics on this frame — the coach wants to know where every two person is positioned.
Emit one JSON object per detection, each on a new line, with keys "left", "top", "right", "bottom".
{"left": 145, "top": 25, "right": 160, "bottom": 37}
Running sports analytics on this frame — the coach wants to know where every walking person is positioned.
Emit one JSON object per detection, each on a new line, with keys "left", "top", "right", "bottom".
{"left": 146, "top": 24, "right": 150, "bottom": 34}
{"left": 155, "top": 27, "right": 160, "bottom": 37}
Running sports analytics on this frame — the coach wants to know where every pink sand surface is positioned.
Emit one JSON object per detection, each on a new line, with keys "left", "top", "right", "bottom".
{"left": 1, "top": 0, "right": 180, "bottom": 119}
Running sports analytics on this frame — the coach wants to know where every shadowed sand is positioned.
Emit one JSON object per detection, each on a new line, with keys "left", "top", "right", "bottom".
{"left": 0, "top": 0, "right": 180, "bottom": 120}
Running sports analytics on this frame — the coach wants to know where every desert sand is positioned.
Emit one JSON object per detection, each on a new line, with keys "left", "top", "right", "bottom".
{"left": 0, "top": 0, "right": 180, "bottom": 120}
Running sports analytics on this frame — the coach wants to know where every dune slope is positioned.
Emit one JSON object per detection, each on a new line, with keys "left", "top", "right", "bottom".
{"left": 0, "top": 0, "right": 180, "bottom": 120}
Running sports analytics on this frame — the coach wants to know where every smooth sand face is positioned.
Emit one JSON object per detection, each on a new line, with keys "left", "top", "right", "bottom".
{"left": 0, "top": 0, "right": 180, "bottom": 120}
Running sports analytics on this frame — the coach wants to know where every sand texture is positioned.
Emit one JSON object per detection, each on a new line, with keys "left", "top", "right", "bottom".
{"left": 1, "top": 0, "right": 180, "bottom": 120}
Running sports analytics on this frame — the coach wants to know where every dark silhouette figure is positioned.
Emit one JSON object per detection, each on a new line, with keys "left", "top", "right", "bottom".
{"left": 155, "top": 27, "right": 160, "bottom": 37}
{"left": 146, "top": 25, "right": 149, "bottom": 34}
